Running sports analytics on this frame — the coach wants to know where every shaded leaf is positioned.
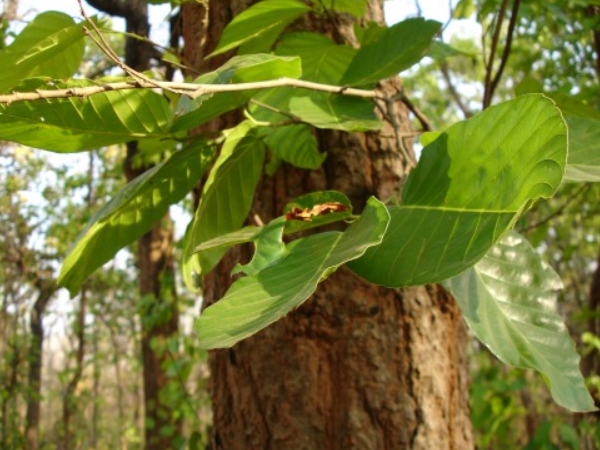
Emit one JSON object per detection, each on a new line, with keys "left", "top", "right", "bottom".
{"left": 181, "top": 121, "right": 265, "bottom": 291}
{"left": 172, "top": 54, "right": 301, "bottom": 132}
{"left": 231, "top": 217, "right": 289, "bottom": 276}
{"left": 0, "top": 78, "right": 172, "bottom": 151}
{"left": 58, "top": 143, "right": 213, "bottom": 296}
{"left": 350, "top": 95, "right": 567, "bottom": 286}
{"left": 195, "top": 197, "right": 389, "bottom": 348}
{"left": 443, "top": 231, "right": 596, "bottom": 413}
{"left": 207, "top": 0, "right": 311, "bottom": 58}
{"left": 288, "top": 93, "right": 382, "bottom": 131}
{"left": 0, "top": 11, "right": 85, "bottom": 93}
{"left": 341, "top": 18, "right": 441, "bottom": 87}
{"left": 264, "top": 124, "right": 325, "bottom": 169}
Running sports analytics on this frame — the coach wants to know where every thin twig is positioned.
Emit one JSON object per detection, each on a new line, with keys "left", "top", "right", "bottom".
{"left": 520, "top": 184, "right": 591, "bottom": 232}
{"left": 482, "top": 0, "right": 509, "bottom": 108}
{"left": 440, "top": 62, "right": 472, "bottom": 118}
{"left": 487, "top": 0, "right": 521, "bottom": 105}
{"left": 392, "top": 90, "right": 432, "bottom": 131}
{"left": 0, "top": 78, "right": 377, "bottom": 104}
{"left": 78, "top": 0, "right": 181, "bottom": 94}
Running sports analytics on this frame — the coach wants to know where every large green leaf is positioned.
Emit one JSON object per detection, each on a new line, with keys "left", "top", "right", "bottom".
{"left": 58, "top": 143, "right": 213, "bottom": 296}
{"left": 263, "top": 124, "right": 325, "bottom": 169}
{"left": 563, "top": 115, "right": 600, "bottom": 182}
{"left": 350, "top": 95, "right": 567, "bottom": 286}
{"left": 207, "top": 0, "right": 311, "bottom": 58}
{"left": 289, "top": 93, "right": 381, "bottom": 131}
{"left": 0, "top": 78, "right": 172, "bottom": 151}
{"left": 171, "top": 54, "right": 301, "bottom": 132}
{"left": 181, "top": 121, "right": 266, "bottom": 291}
{"left": 0, "top": 11, "right": 85, "bottom": 93}
{"left": 443, "top": 231, "right": 596, "bottom": 412}
{"left": 275, "top": 32, "right": 356, "bottom": 83}
{"left": 194, "top": 197, "right": 389, "bottom": 349}
{"left": 341, "top": 18, "right": 441, "bottom": 87}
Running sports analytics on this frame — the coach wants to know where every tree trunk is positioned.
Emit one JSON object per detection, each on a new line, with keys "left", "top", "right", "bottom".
{"left": 24, "top": 279, "right": 56, "bottom": 450}
{"left": 182, "top": 1, "right": 473, "bottom": 448}
{"left": 85, "top": 1, "right": 181, "bottom": 447}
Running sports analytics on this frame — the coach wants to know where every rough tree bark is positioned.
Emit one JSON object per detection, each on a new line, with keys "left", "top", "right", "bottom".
{"left": 85, "top": 1, "right": 181, "bottom": 448}
{"left": 182, "top": 1, "right": 473, "bottom": 449}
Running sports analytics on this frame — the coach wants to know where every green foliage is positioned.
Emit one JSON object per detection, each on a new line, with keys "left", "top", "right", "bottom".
{"left": 340, "top": 18, "right": 442, "bottom": 87}
{"left": 0, "top": 11, "right": 85, "bottom": 93}
{"left": 181, "top": 121, "right": 266, "bottom": 291}
{"left": 207, "top": 0, "right": 311, "bottom": 57}
{"left": 59, "top": 143, "right": 213, "bottom": 296}
{"left": 194, "top": 197, "right": 389, "bottom": 348}
{"left": 445, "top": 231, "right": 595, "bottom": 412}
{"left": 350, "top": 95, "right": 566, "bottom": 287}
{"left": 0, "top": 78, "right": 172, "bottom": 151}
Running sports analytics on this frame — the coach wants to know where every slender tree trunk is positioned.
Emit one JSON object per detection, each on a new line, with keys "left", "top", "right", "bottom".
{"left": 24, "top": 279, "right": 56, "bottom": 450}
{"left": 59, "top": 287, "right": 87, "bottom": 450}
{"left": 84, "top": 1, "right": 181, "bottom": 447}
{"left": 182, "top": 1, "right": 473, "bottom": 448}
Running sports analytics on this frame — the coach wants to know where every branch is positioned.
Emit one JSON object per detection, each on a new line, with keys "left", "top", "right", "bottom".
{"left": 0, "top": 78, "right": 377, "bottom": 104}
{"left": 487, "top": 0, "right": 521, "bottom": 104}
{"left": 440, "top": 62, "right": 472, "bottom": 118}
{"left": 482, "top": 0, "right": 509, "bottom": 108}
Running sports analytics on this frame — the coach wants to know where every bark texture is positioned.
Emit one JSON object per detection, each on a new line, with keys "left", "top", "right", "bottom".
{"left": 182, "top": 1, "right": 473, "bottom": 448}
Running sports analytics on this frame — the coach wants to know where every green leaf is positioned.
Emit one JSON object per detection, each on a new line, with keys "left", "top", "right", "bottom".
{"left": 288, "top": 93, "right": 382, "bottom": 131}
{"left": 317, "top": 0, "right": 368, "bottom": 16}
{"left": 0, "top": 11, "right": 85, "bottom": 93}
{"left": 282, "top": 190, "right": 353, "bottom": 234}
{"left": 231, "top": 217, "right": 289, "bottom": 276}
{"left": 194, "top": 197, "right": 390, "bottom": 349}
{"left": 207, "top": 0, "right": 311, "bottom": 58}
{"left": 58, "top": 143, "right": 213, "bottom": 296}
{"left": 340, "top": 18, "right": 442, "bottom": 87}
{"left": 171, "top": 54, "right": 302, "bottom": 132}
{"left": 275, "top": 32, "right": 356, "bottom": 83}
{"left": 0, "top": 78, "right": 172, "bottom": 151}
{"left": 350, "top": 94, "right": 567, "bottom": 286}
{"left": 181, "top": 121, "right": 266, "bottom": 291}
{"left": 193, "top": 190, "right": 352, "bottom": 254}
{"left": 263, "top": 124, "right": 325, "bottom": 169}
{"left": 443, "top": 231, "right": 596, "bottom": 413}
{"left": 563, "top": 115, "right": 600, "bottom": 182}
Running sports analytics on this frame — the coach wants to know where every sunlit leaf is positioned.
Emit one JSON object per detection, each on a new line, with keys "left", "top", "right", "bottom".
{"left": 275, "top": 32, "right": 355, "bottom": 83}
{"left": 443, "top": 231, "right": 596, "bottom": 413}
{"left": 195, "top": 197, "right": 389, "bottom": 348}
{"left": 350, "top": 94, "right": 567, "bottom": 286}
{"left": 171, "top": 54, "right": 301, "bottom": 132}
{"left": 0, "top": 78, "right": 172, "bottom": 151}
{"left": 0, "top": 11, "right": 85, "bottom": 93}
{"left": 59, "top": 142, "right": 213, "bottom": 296}
{"left": 207, "top": 0, "right": 311, "bottom": 58}
{"left": 341, "top": 18, "right": 441, "bottom": 87}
